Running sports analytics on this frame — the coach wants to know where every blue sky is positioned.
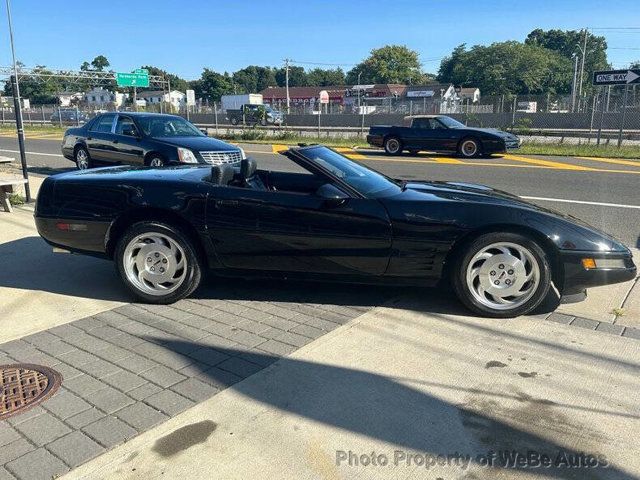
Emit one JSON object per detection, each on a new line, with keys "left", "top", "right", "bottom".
{"left": 1, "top": 0, "right": 639, "bottom": 80}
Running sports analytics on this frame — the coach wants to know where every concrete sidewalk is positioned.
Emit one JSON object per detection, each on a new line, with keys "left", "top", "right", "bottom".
{"left": 64, "top": 298, "right": 640, "bottom": 480}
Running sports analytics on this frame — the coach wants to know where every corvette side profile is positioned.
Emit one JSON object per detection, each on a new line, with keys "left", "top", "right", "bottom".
{"left": 35, "top": 145, "right": 635, "bottom": 318}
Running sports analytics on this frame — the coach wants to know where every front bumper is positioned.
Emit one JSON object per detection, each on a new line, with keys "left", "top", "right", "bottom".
{"left": 559, "top": 250, "right": 636, "bottom": 295}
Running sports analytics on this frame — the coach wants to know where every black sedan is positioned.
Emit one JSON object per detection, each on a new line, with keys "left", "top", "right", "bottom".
{"left": 35, "top": 145, "right": 635, "bottom": 318}
{"left": 61, "top": 112, "right": 246, "bottom": 169}
{"left": 367, "top": 115, "right": 521, "bottom": 157}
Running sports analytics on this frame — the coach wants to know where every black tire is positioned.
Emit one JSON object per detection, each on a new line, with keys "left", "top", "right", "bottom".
{"left": 230, "top": 117, "right": 239, "bottom": 126}
{"left": 451, "top": 232, "right": 551, "bottom": 318}
{"left": 260, "top": 118, "right": 267, "bottom": 126}
{"left": 457, "top": 137, "right": 482, "bottom": 158}
{"left": 115, "top": 221, "right": 202, "bottom": 304}
{"left": 74, "top": 146, "right": 92, "bottom": 170}
{"left": 146, "top": 155, "right": 166, "bottom": 167}
{"left": 384, "top": 136, "right": 403, "bottom": 155}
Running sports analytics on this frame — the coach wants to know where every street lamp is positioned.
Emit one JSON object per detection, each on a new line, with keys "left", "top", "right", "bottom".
{"left": 5, "top": 0, "right": 30, "bottom": 201}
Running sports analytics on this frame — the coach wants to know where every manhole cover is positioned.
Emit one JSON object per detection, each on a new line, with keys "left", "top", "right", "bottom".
{"left": 0, "top": 364, "right": 62, "bottom": 420}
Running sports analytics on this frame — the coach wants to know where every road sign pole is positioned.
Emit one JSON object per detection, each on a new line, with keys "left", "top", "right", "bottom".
{"left": 9, "top": 75, "right": 31, "bottom": 202}
{"left": 617, "top": 85, "right": 629, "bottom": 148}
{"left": 596, "top": 87, "right": 606, "bottom": 146}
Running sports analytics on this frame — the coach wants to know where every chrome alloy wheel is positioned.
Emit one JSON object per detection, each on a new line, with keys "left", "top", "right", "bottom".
{"left": 385, "top": 138, "right": 401, "bottom": 154}
{"left": 122, "top": 232, "right": 187, "bottom": 296}
{"left": 460, "top": 139, "right": 478, "bottom": 157}
{"left": 465, "top": 242, "right": 540, "bottom": 311}
{"left": 149, "top": 157, "right": 164, "bottom": 167}
{"left": 76, "top": 149, "right": 89, "bottom": 169}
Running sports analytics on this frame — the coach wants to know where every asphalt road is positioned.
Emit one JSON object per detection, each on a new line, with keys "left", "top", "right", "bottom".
{"left": 1, "top": 135, "right": 639, "bottom": 248}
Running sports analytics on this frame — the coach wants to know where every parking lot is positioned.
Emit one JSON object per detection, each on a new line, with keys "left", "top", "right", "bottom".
{"left": 1, "top": 134, "right": 640, "bottom": 479}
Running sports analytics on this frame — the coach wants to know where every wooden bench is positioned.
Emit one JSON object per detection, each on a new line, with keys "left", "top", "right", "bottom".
{"left": 0, "top": 178, "right": 27, "bottom": 213}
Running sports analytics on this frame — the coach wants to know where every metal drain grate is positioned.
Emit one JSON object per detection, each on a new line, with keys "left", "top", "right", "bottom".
{"left": 0, "top": 364, "right": 62, "bottom": 420}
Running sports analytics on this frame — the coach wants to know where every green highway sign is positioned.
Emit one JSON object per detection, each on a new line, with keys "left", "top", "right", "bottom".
{"left": 133, "top": 68, "right": 149, "bottom": 75}
{"left": 116, "top": 72, "right": 149, "bottom": 87}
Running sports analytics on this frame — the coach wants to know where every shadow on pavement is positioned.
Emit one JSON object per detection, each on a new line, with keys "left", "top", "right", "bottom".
{"left": 0, "top": 236, "right": 560, "bottom": 317}
{"left": 150, "top": 339, "right": 630, "bottom": 479}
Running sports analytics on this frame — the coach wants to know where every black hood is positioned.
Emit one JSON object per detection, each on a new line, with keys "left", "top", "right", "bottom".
{"left": 152, "top": 136, "right": 240, "bottom": 152}
{"left": 462, "top": 127, "right": 519, "bottom": 140}
{"left": 390, "top": 180, "right": 627, "bottom": 252}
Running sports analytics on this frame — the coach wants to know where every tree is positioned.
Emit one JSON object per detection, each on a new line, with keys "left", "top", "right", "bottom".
{"left": 79, "top": 55, "right": 111, "bottom": 74}
{"left": 140, "top": 65, "right": 189, "bottom": 92}
{"left": 3, "top": 65, "right": 62, "bottom": 104}
{"left": 190, "top": 68, "right": 233, "bottom": 101}
{"left": 525, "top": 29, "right": 608, "bottom": 94}
{"left": 275, "top": 66, "right": 307, "bottom": 87}
{"left": 232, "top": 66, "right": 276, "bottom": 93}
{"left": 306, "top": 68, "right": 346, "bottom": 86}
{"left": 437, "top": 42, "right": 572, "bottom": 95}
{"left": 346, "top": 45, "right": 422, "bottom": 84}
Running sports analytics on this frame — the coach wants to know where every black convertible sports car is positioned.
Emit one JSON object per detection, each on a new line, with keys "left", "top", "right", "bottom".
{"left": 35, "top": 145, "right": 635, "bottom": 318}
{"left": 367, "top": 115, "right": 521, "bottom": 157}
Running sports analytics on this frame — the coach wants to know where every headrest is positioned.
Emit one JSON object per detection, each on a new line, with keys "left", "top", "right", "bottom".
{"left": 210, "top": 164, "right": 234, "bottom": 185}
{"left": 240, "top": 158, "right": 257, "bottom": 180}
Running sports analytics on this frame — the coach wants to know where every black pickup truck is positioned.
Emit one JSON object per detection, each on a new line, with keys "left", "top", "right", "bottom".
{"left": 367, "top": 115, "right": 520, "bottom": 158}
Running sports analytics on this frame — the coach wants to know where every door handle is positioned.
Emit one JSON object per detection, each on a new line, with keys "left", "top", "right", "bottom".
{"left": 215, "top": 199, "right": 239, "bottom": 207}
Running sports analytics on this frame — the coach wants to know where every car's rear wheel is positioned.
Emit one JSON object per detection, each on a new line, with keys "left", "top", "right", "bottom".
{"left": 230, "top": 117, "right": 239, "bottom": 126}
{"left": 115, "top": 222, "right": 202, "bottom": 304}
{"left": 384, "top": 137, "right": 402, "bottom": 155}
{"left": 451, "top": 232, "right": 551, "bottom": 318}
{"left": 458, "top": 138, "right": 481, "bottom": 158}
{"left": 75, "top": 146, "right": 91, "bottom": 170}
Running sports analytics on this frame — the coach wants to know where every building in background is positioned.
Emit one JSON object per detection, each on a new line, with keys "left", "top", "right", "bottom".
{"left": 84, "top": 87, "right": 127, "bottom": 108}
{"left": 56, "top": 92, "right": 83, "bottom": 107}
{"left": 137, "top": 90, "right": 186, "bottom": 111}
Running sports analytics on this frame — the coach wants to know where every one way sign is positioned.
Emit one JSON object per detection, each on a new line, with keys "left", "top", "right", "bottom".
{"left": 593, "top": 69, "right": 640, "bottom": 86}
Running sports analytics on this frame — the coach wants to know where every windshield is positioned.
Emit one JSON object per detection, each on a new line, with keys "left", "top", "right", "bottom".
{"left": 437, "top": 116, "right": 466, "bottom": 128}
{"left": 301, "top": 146, "right": 401, "bottom": 198}
{"left": 136, "top": 116, "right": 204, "bottom": 138}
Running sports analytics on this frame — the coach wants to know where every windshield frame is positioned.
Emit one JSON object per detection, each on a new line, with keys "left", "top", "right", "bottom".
{"left": 136, "top": 115, "right": 205, "bottom": 138}
{"left": 286, "top": 145, "right": 402, "bottom": 199}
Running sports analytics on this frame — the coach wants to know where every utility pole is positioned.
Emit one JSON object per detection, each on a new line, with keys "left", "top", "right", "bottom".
{"left": 283, "top": 58, "right": 291, "bottom": 113}
{"left": 5, "top": 0, "right": 30, "bottom": 202}
{"left": 571, "top": 53, "right": 579, "bottom": 112}
{"left": 577, "top": 28, "right": 588, "bottom": 111}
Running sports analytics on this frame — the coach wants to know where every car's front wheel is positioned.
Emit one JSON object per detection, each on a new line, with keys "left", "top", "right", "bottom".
{"left": 75, "top": 146, "right": 91, "bottom": 170}
{"left": 458, "top": 138, "right": 482, "bottom": 158}
{"left": 451, "top": 232, "right": 551, "bottom": 318}
{"left": 115, "top": 222, "right": 202, "bottom": 304}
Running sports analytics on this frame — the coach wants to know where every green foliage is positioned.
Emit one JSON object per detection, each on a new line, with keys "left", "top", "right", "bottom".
{"left": 190, "top": 68, "right": 234, "bottom": 101}
{"left": 3, "top": 65, "right": 61, "bottom": 104}
{"left": 307, "top": 68, "right": 346, "bottom": 86}
{"left": 525, "top": 29, "right": 608, "bottom": 94}
{"left": 346, "top": 45, "right": 423, "bottom": 84}
{"left": 8, "top": 193, "right": 25, "bottom": 206}
{"left": 140, "top": 66, "right": 189, "bottom": 92}
{"left": 232, "top": 66, "right": 277, "bottom": 94}
{"left": 437, "top": 42, "right": 572, "bottom": 95}
{"left": 275, "top": 66, "right": 307, "bottom": 87}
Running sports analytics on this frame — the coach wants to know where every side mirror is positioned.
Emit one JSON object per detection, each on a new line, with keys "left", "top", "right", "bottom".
{"left": 316, "top": 183, "right": 349, "bottom": 208}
